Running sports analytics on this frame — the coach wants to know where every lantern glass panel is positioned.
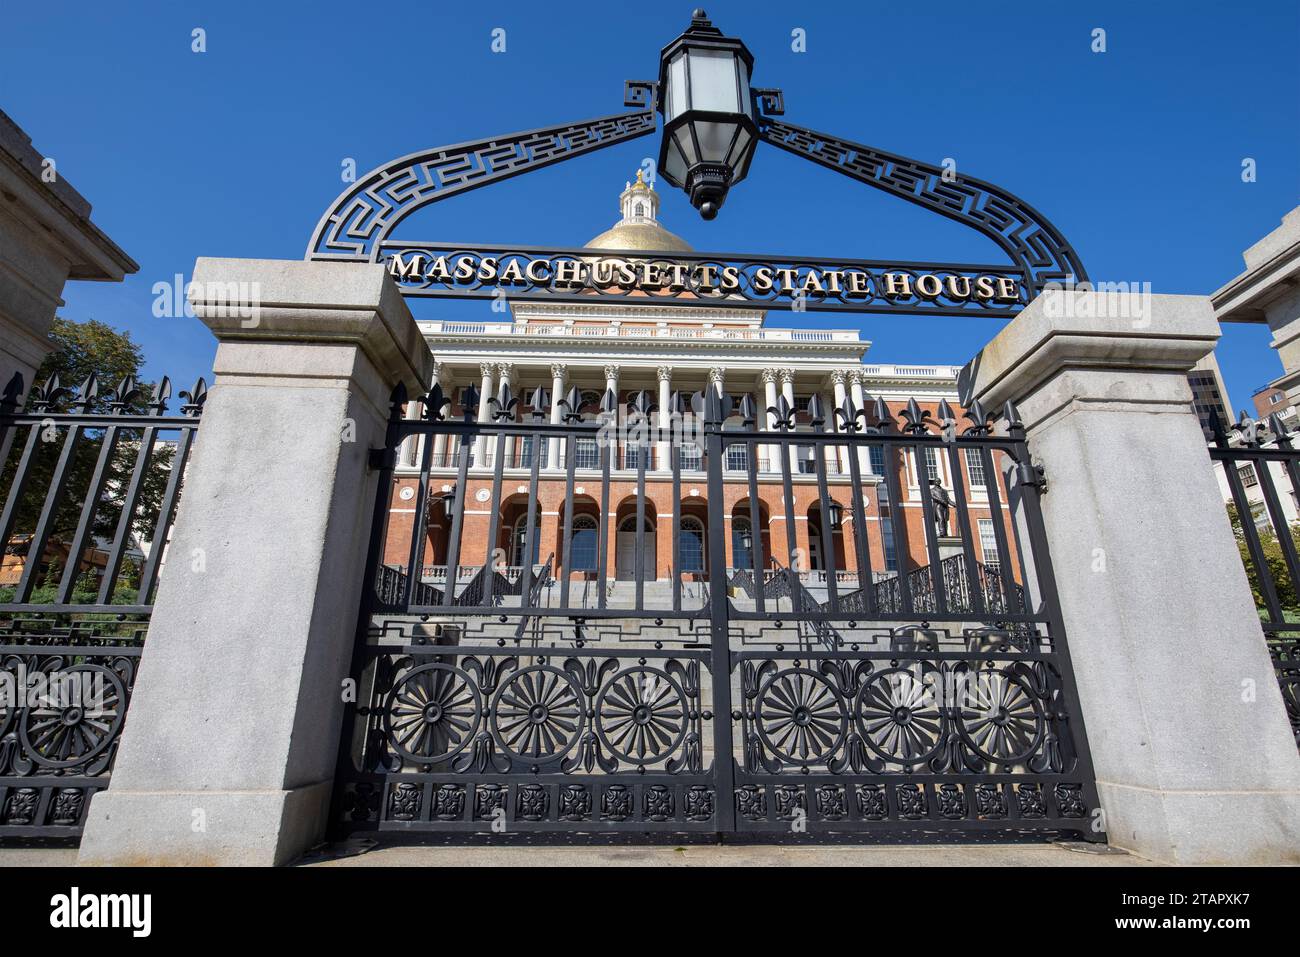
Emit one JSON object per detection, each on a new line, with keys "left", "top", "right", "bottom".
{"left": 694, "top": 120, "right": 738, "bottom": 164}
{"left": 673, "top": 126, "right": 699, "bottom": 166}
{"left": 665, "top": 53, "right": 688, "bottom": 121}
{"left": 686, "top": 49, "right": 741, "bottom": 112}
{"left": 726, "top": 126, "right": 752, "bottom": 168}
{"left": 663, "top": 139, "right": 687, "bottom": 183}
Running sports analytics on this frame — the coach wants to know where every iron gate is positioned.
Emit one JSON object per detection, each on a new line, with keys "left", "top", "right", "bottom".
{"left": 331, "top": 381, "right": 1102, "bottom": 841}
{"left": 0, "top": 371, "right": 203, "bottom": 839}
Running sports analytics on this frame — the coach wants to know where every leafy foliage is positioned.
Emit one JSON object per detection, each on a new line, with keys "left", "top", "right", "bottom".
{"left": 1227, "top": 502, "right": 1300, "bottom": 617}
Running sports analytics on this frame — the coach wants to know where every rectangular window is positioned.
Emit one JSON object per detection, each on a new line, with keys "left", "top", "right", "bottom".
{"left": 679, "top": 444, "right": 703, "bottom": 471}
{"left": 921, "top": 447, "right": 940, "bottom": 483}
{"left": 978, "top": 518, "right": 1000, "bottom": 571}
{"left": 881, "top": 517, "right": 898, "bottom": 572}
{"left": 796, "top": 443, "right": 817, "bottom": 474}
{"left": 965, "top": 449, "right": 987, "bottom": 487}
{"left": 870, "top": 446, "right": 889, "bottom": 503}
{"left": 624, "top": 444, "right": 647, "bottom": 470}
{"left": 1238, "top": 464, "right": 1259, "bottom": 488}
{"left": 725, "top": 443, "right": 749, "bottom": 472}
{"left": 575, "top": 438, "right": 599, "bottom": 470}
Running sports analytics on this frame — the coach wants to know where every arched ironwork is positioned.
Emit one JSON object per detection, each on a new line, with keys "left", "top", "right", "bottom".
{"left": 306, "top": 90, "right": 1087, "bottom": 312}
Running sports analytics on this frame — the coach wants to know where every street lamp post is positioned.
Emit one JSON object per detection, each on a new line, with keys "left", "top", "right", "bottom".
{"left": 656, "top": 9, "right": 759, "bottom": 220}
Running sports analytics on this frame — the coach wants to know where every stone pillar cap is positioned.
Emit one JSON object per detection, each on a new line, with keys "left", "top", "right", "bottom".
{"left": 959, "top": 290, "right": 1219, "bottom": 412}
{"left": 189, "top": 257, "right": 432, "bottom": 393}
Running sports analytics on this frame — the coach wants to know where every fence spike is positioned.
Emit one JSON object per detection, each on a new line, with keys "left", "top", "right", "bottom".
{"left": 0, "top": 371, "right": 23, "bottom": 410}
{"left": 526, "top": 386, "right": 551, "bottom": 421}
{"left": 150, "top": 375, "right": 172, "bottom": 415}
{"left": 738, "top": 392, "right": 757, "bottom": 427}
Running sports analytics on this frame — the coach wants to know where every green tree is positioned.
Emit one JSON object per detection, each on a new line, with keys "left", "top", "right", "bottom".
{"left": 1226, "top": 502, "right": 1300, "bottom": 617}
{"left": 0, "top": 318, "right": 175, "bottom": 585}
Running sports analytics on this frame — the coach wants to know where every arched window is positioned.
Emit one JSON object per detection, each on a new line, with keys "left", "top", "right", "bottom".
{"left": 679, "top": 516, "right": 705, "bottom": 573}
{"left": 511, "top": 511, "right": 540, "bottom": 567}
{"left": 731, "top": 517, "right": 753, "bottom": 569}
{"left": 570, "top": 514, "right": 598, "bottom": 572}
{"left": 633, "top": 201, "right": 645, "bottom": 217}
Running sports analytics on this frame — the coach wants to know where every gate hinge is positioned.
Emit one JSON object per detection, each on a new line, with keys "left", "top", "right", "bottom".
{"left": 368, "top": 446, "right": 396, "bottom": 471}
{"left": 1015, "top": 462, "right": 1047, "bottom": 493}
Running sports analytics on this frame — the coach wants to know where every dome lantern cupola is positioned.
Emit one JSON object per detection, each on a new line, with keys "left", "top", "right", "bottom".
{"left": 584, "top": 171, "right": 694, "bottom": 252}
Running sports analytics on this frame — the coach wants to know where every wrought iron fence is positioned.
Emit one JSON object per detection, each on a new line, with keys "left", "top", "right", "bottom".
{"left": 0, "top": 371, "right": 204, "bottom": 838}
{"left": 333, "top": 378, "right": 1101, "bottom": 840}
{"left": 1209, "top": 412, "right": 1300, "bottom": 747}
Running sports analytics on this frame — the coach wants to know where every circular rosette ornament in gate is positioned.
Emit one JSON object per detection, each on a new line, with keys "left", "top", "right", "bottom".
{"left": 956, "top": 669, "right": 1046, "bottom": 764}
{"left": 594, "top": 666, "right": 688, "bottom": 766}
{"left": 853, "top": 667, "right": 945, "bottom": 765}
{"left": 19, "top": 664, "right": 126, "bottom": 769}
{"left": 384, "top": 663, "right": 482, "bottom": 764}
{"left": 490, "top": 665, "right": 585, "bottom": 764}
{"left": 755, "top": 668, "right": 847, "bottom": 765}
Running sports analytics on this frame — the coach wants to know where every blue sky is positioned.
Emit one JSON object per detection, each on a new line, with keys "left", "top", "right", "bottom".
{"left": 3, "top": 0, "right": 1297, "bottom": 411}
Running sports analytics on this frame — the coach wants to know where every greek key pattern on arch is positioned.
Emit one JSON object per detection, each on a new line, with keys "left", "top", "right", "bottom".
{"left": 759, "top": 118, "right": 1088, "bottom": 294}
{"left": 308, "top": 111, "right": 657, "bottom": 260}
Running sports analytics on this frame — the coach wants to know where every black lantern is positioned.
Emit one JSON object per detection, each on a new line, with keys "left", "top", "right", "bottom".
{"left": 656, "top": 9, "right": 758, "bottom": 220}
{"left": 827, "top": 500, "right": 845, "bottom": 529}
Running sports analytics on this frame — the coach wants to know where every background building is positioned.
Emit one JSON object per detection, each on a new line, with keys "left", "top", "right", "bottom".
{"left": 384, "top": 175, "right": 1016, "bottom": 596}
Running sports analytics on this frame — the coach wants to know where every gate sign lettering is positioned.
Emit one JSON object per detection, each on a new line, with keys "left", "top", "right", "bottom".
{"left": 308, "top": 89, "right": 1084, "bottom": 320}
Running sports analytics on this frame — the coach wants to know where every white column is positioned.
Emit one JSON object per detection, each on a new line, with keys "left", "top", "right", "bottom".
{"left": 966, "top": 289, "right": 1300, "bottom": 865}
{"left": 604, "top": 364, "right": 620, "bottom": 468}
{"left": 762, "top": 368, "right": 779, "bottom": 474}
{"left": 831, "top": 370, "right": 850, "bottom": 473}
{"left": 475, "top": 361, "right": 494, "bottom": 468}
{"left": 548, "top": 362, "right": 566, "bottom": 470}
{"left": 848, "top": 369, "right": 870, "bottom": 473}
{"left": 657, "top": 365, "right": 672, "bottom": 472}
{"left": 780, "top": 369, "right": 798, "bottom": 472}
{"left": 494, "top": 362, "right": 514, "bottom": 467}
{"left": 78, "top": 258, "right": 433, "bottom": 866}
{"left": 429, "top": 362, "right": 448, "bottom": 467}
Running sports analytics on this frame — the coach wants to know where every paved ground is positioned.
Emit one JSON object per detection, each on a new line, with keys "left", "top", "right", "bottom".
{"left": 296, "top": 840, "right": 1149, "bottom": 867}
{"left": 0, "top": 841, "right": 1150, "bottom": 867}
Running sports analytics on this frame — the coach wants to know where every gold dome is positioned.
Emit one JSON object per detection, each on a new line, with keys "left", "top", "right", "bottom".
{"left": 584, "top": 170, "right": 694, "bottom": 253}
{"left": 583, "top": 221, "right": 694, "bottom": 252}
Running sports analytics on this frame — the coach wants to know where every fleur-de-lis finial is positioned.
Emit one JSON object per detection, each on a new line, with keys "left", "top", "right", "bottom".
{"left": 180, "top": 377, "right": 208, "bottom": 416}
{"left": 628, "top": 389, "right": 656, "bottom": 418}
{"left": 29, "top": 374, "right": 68, "bottom": 412}
{"left": 559, "top": 385, "right": 585, "bottom": 423}
{"left": 424, "top": 382, "right": 449, "bottom": 422}
{"left": 489, "top": 381, "right": 518, "bottom": 421}
{"left": 109, "top": 375, "right": 139, "bottom": 413}
{"left": 149, "top": 376, "right": 172, "bottom": 415}
{"left": 767, "top": 393, "right": 796, "bottom": 430}
{"left": 963, "top": 400, "right": 993, "bottom": 436}
{"left": 899, "top": 397, "right": 932, "bottom": 436}
{"left": 75, "top": 374, "right": 100, "bottom": 413}
{"left": 834, "top": 394, "right": 862, "bottom": 432}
